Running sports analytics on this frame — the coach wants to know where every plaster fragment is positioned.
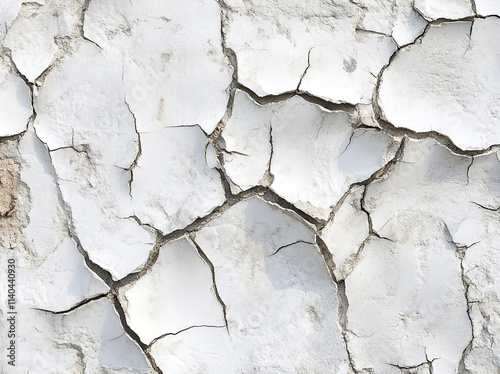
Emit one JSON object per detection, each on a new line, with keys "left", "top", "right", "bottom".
{"left": 131, "top": 126, "right": 225, "bottom": 235}
{"left": 320, "top": 185, "right": 369, "bottom": 281}
{"left": 378, "top": 18, "right": 500, "bottom": 151}
{"left": 414, "top": 0, "right": 474, "bottom": 20}
{"left": 345, "top": 214, "right": 471, "bottom": 373}
{"left": 119, "top": 237, "right": 225, "bottom": 345}
{"left": 0, "top": 55, "right": 31, "bottom": 137}
{"left": 84, "top": 0, "right": 232, "bottom": 133}
{"left": 475, "top": 0, "right": 500, "bottom": 16}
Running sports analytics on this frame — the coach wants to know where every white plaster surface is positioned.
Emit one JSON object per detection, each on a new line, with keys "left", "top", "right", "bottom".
{"left": 1, "top": 0, "right": 499, "bottom": 373}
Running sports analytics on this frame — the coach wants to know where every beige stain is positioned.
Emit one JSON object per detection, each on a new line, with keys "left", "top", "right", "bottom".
{"left": 156, "top": 98, "right": 165, "bottom": 121}
{"left": 0, "top": 159, "right": 19, "bottom": 217}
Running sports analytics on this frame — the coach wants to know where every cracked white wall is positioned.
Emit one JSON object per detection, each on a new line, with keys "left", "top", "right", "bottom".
{"left": 0, "top": 0, "right": 499, "bottom": 373}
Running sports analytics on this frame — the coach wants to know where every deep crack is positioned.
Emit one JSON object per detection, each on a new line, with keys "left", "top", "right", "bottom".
{"left": 190, "top": 235, "right": 230, "bottom": 336}
{"left": 108, "top": 292, "right": 163, "bottom": 373}
{"left": 32, "top": 294, "right": 108, "bottom": 315}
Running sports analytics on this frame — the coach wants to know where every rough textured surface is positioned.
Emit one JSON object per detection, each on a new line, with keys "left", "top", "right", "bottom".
{"left": 378, "top": 19, "right": 500, "bottom": 151}
{"left": 1, "top": 0, "right": 500, "bottom": 373}
{"left": 152, "top": 197, "right": 350, "bottom": 373}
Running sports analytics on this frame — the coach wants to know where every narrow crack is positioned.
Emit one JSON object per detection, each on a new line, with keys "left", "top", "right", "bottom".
{"left": 208, "top": 2, "right": 240, "bottom": 198}
{"left": 190, "top": 235, "right": 230, "bottom": 335}
{"left": 296, "top": 47, "right": 313, "bottom": 92}
{"left": 124, "top": 99, "right": 142, "bottom": 199}
{"left": 49, "top": 133, "right": 90, "bottom": 154}
{"left": 463, "top": 18, "right": 475, "bottom": 56}
{"left": 347, "top": 236, "right": 371, "bottom": 275}
{"left": 360, "top": 185, "right": 395, "bottom": 242}
{"left": 268, "top": 240, "right": 315, "bottom": 257}
{"left": 315, "top": 235, "right": 338, "bottom": 284}
{"left": 32, "top": 57, "right": 57, "bottom": 85}
{"left": 168, "top": 124, "right": 200, "bottom": 129}
{"left": 316, "top": 231, "right": 363, "bottom": 374}
{"left": 339, "top": 130, "right": 356, "bottom": 157}
{"left": 321, "top": 185, "right": 357, "bottom": 230}
{"left": 211, "top": 109, "right": 239, "bottom": 199}
{"left": 355, "top": 27, "right": 392, "bottom": 38}
{"left": 26, "top": 122, "right": 120, "bottom": 294}
{"left": 316, "top": 157, "right": 402, "bottom": 282}
{"left": 443, "top": 224, "right": 477, "bottom": 373}
{"left": 471, "top": 201, "right": 500, "bottom": 212}
{"left": 221, "top": 149, "right": 249, "bottom": 157}
{"left": 263, "top": 122, "right": 275, "bottom": 186}
{"left": 332, "top": 273, "right": 358, "bottom": 374}
{"left": 148, "top": 325, "right": 226, "bottom": 348}
{"left": 216, "top": 0, "right": 238, "bottom": 83}
{"left": 31, "top": 293, "right": 107, "bottom": 315}
{"left": 123, "top": 214, "right": 160, "bottom": 234}
{"left": 466, "top": 157, "right": 474, "bottom": 185}
{"left": 388, "top": 361, "right": 430, "bottom": 371}
{"left": 337, "top": 280, "right": 358, "bottom": 374}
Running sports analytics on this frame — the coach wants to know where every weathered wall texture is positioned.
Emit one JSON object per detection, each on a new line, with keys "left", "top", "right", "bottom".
{"left": 0, "top": 0, "right": 499, "bottom": 373}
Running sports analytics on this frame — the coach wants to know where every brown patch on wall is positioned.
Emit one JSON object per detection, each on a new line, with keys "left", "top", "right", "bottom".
{"left": 0, "top": 138, "right": 25, "bottom": 252}
{"left": 0, "top": 159, "right": 19, "bottom": 217}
